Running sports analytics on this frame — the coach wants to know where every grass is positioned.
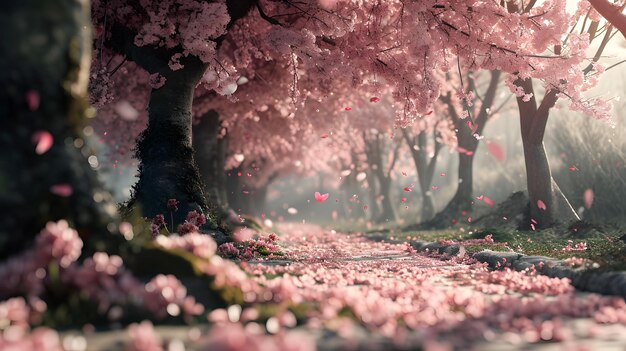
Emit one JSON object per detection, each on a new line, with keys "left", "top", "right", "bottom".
{"left": 368, "top": 224, "right": 626, "bottom": 271}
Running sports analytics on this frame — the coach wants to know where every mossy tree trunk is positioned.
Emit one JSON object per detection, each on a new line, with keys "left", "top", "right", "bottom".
{"left": 0, "top": 0, "right": 118, "bottom": 258}
{"left": 108, "top": 1, "right": 256, "bottom": 228}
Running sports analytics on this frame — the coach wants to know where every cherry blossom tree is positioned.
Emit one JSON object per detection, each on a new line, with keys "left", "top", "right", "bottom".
{"left": 510, "top": 2, "right": 615, "bottom": 228}
{"left": 91, "top": 0, "right": 258, "bottom": 226}
{"left": 401, "top": 106, "right": 456, "bottom": 222}
{"left": 0, "top": 0, "right": 119, "bottom": 258}
{"left": 423, "top": 70, "right": 503, "bottom": 227}
{"left": 588, "top": 0, "right": 626, "bottom": 38}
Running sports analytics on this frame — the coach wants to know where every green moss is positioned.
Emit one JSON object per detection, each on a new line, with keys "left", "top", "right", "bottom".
{"left": 358, "top": 221, "right": 626, "bottom": 271}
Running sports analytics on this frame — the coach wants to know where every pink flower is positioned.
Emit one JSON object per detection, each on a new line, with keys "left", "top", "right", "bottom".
{"left": 178, "top": 222, "right": 199, "bottom": 235}
{"left": 219, "top": 243, "right": 240, "bottom": 258}
{"left": 152, "top": 214, "right": 165, "bottom": 226}
{"left": 125, "top": 321, "right": 163, "bottom": 351}
{"left": 167, "top": 199, "right": 179, "bottom": 212}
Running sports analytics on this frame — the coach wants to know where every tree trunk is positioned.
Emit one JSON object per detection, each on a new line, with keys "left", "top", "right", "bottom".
{"left": 515, "top": 79, "right": 579, "bottom": 228}
{"left": 426, "top": 71, "right": 501, "bottom": 228}
{"left": 448, "top": 150, "right": 476, "bottom": 211}
{"left": 376, "top": 178, "right": 397, "bottom": 223}
{"left": 226, "top": 166, "right": 243, "bottom": 213}
{"left": 426, "top": 133, "right": 476, "bottom": 228}
{"left": 522, "top": 142, "right": 555, "bottom": 226}
{"left": 402, "top": 130, "right": 440, "bottom": 222}
{"left": 0, "top": 0, "right": 118, "bottom": 258}
{"left": 366, "top": 172, "right": 382, "bottom": 221}
{"left": 193, "top": 110, "right": 227, "bottom": 210}
{"left": 126, "top": 58, "right": 209, "bottom": 226}
{"left": 251, "top": 184, "right": 269, "bottom": 216}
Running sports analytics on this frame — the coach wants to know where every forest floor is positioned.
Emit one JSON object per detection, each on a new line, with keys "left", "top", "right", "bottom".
{"left": 68, "top": 223, "right": 626, "bottom": 351}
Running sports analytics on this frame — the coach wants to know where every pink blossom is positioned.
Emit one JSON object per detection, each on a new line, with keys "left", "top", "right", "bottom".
{"left": 125, "top": 321, "right": 163, "bottom": 351}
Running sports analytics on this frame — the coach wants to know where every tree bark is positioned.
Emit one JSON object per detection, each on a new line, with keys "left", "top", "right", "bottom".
{"left": 193, "top": 110, "right": 228, "bottom": 210}
{"left": 125, "top": 56, "right": 209, "bottom": 226}
{"left": 226, "top": 166, "right": 243, "bottom": 213}
{"left": 377, "top": 178, "right": 397, "bottom": 223}
{"left": 109, "top": 1, "right": 257, "bottom": 229}
{"left": 515, "top": 78, "right": 579, "bottom": 228}
{"left": 427, "top": 71, "right": 500, "bottom": 228}
{"left": 402, "top": 129, "right": 441, "bottom": 222}
{"left": 366, "top": 171, "right": 382, "bottom": 221}
{"left": 0, "top": 0, "right": 118, "bottom": 258}
{"left": 588, "top": 0, "right": 626, "bottom": 39}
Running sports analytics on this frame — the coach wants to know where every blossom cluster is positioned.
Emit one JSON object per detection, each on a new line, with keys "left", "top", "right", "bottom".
{"left": 218, "top": 233, "right": 282, "bottom": 260}
{"left": 0, "top": 221, "right": 204, "bottom": 327}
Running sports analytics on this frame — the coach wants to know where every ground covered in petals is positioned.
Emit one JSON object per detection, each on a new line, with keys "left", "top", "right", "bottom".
{"left": 2, "top": 222, "right": 626, "bottom": 351}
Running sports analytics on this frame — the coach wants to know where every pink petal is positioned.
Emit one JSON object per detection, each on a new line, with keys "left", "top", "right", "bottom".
{"left": 114, "top": 100, "right": 139, "bottom": 121}
{"left": 583, "top": 189, "right": 594, "bottom": 209}
{"left": 321, "top": 134, "right": 329, "bottom": 138}
{"left": 32, "top": 130, "right": 53, "bottom": 155}
{"left": 487, "top": 140, "right": 505, "bottom": 161}
{"left": 344, "top": 107, "right": 352, "bottom": 111}
{"left": 50, "top": 184, "right": 73, "bottom": 197}
{"left": 403, "top": 187, "right": 413, "bottom": 192}
{"left": 431, "top": 186, "right": 439, "bottom": 191}
{"left": 370, "top": 96, "right": 380, "bottom": 103}
{"left": 484, "top": 196, "right": 495, "bottom": 207}
{"left": 25, "top": 90, "right": 40, "bottom": 111}
{"left": 537, "top": 200, "right": 547, "bottom": 210}
{"left": 476, "top": 195, "right": 484, "bottom": 201}
{"left": 314, "top": 192, "right": 329, "bottom": 203}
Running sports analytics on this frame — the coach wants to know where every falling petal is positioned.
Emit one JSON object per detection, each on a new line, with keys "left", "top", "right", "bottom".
{"left": 356, "top": 172, "right": 367, "bottom": 182}
{"left": 25, "top": 90, "right": 40, "bottom": 111}
{"left": 484, "top": 196, "right": 495, "bottom": 207}
{"left": 476, "top": 195, "right": 484, "bottom": 201}
{"left": 487, "top": 140, "right": 505, "bottom": 162}
{"left": 583, "top": 189, "right": 594, "bottom": 209}
{"left": 321, "top": 134, "right": 329, "bottom": 138}
{"left": 32, "top": 130, "right": 53, "bottom": 155}
{"left": 345, "top": 107, "right": 352, "bottom": 111}
{"left": 431, "top": 186, "right": 439, "bottom": 191}
{"left": 537, "top": 200, "right": 547, "bottom": 210}
{"left": 287, "top": 207, "right": 298, "bottom": 214}
{"left": 403, "top": 187, "right": 413, "bottom": 192}
{"left": 50, "top": 184, "right": 73, "bottom": 197}
{"left": 370, "top": 96, "right": 380, "bottom": 103}
{"left": 114, "top": 100, "right": 139, "bottom": 121}
{"left": 314, "top": 192, "right": 329, "bottom": 203}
